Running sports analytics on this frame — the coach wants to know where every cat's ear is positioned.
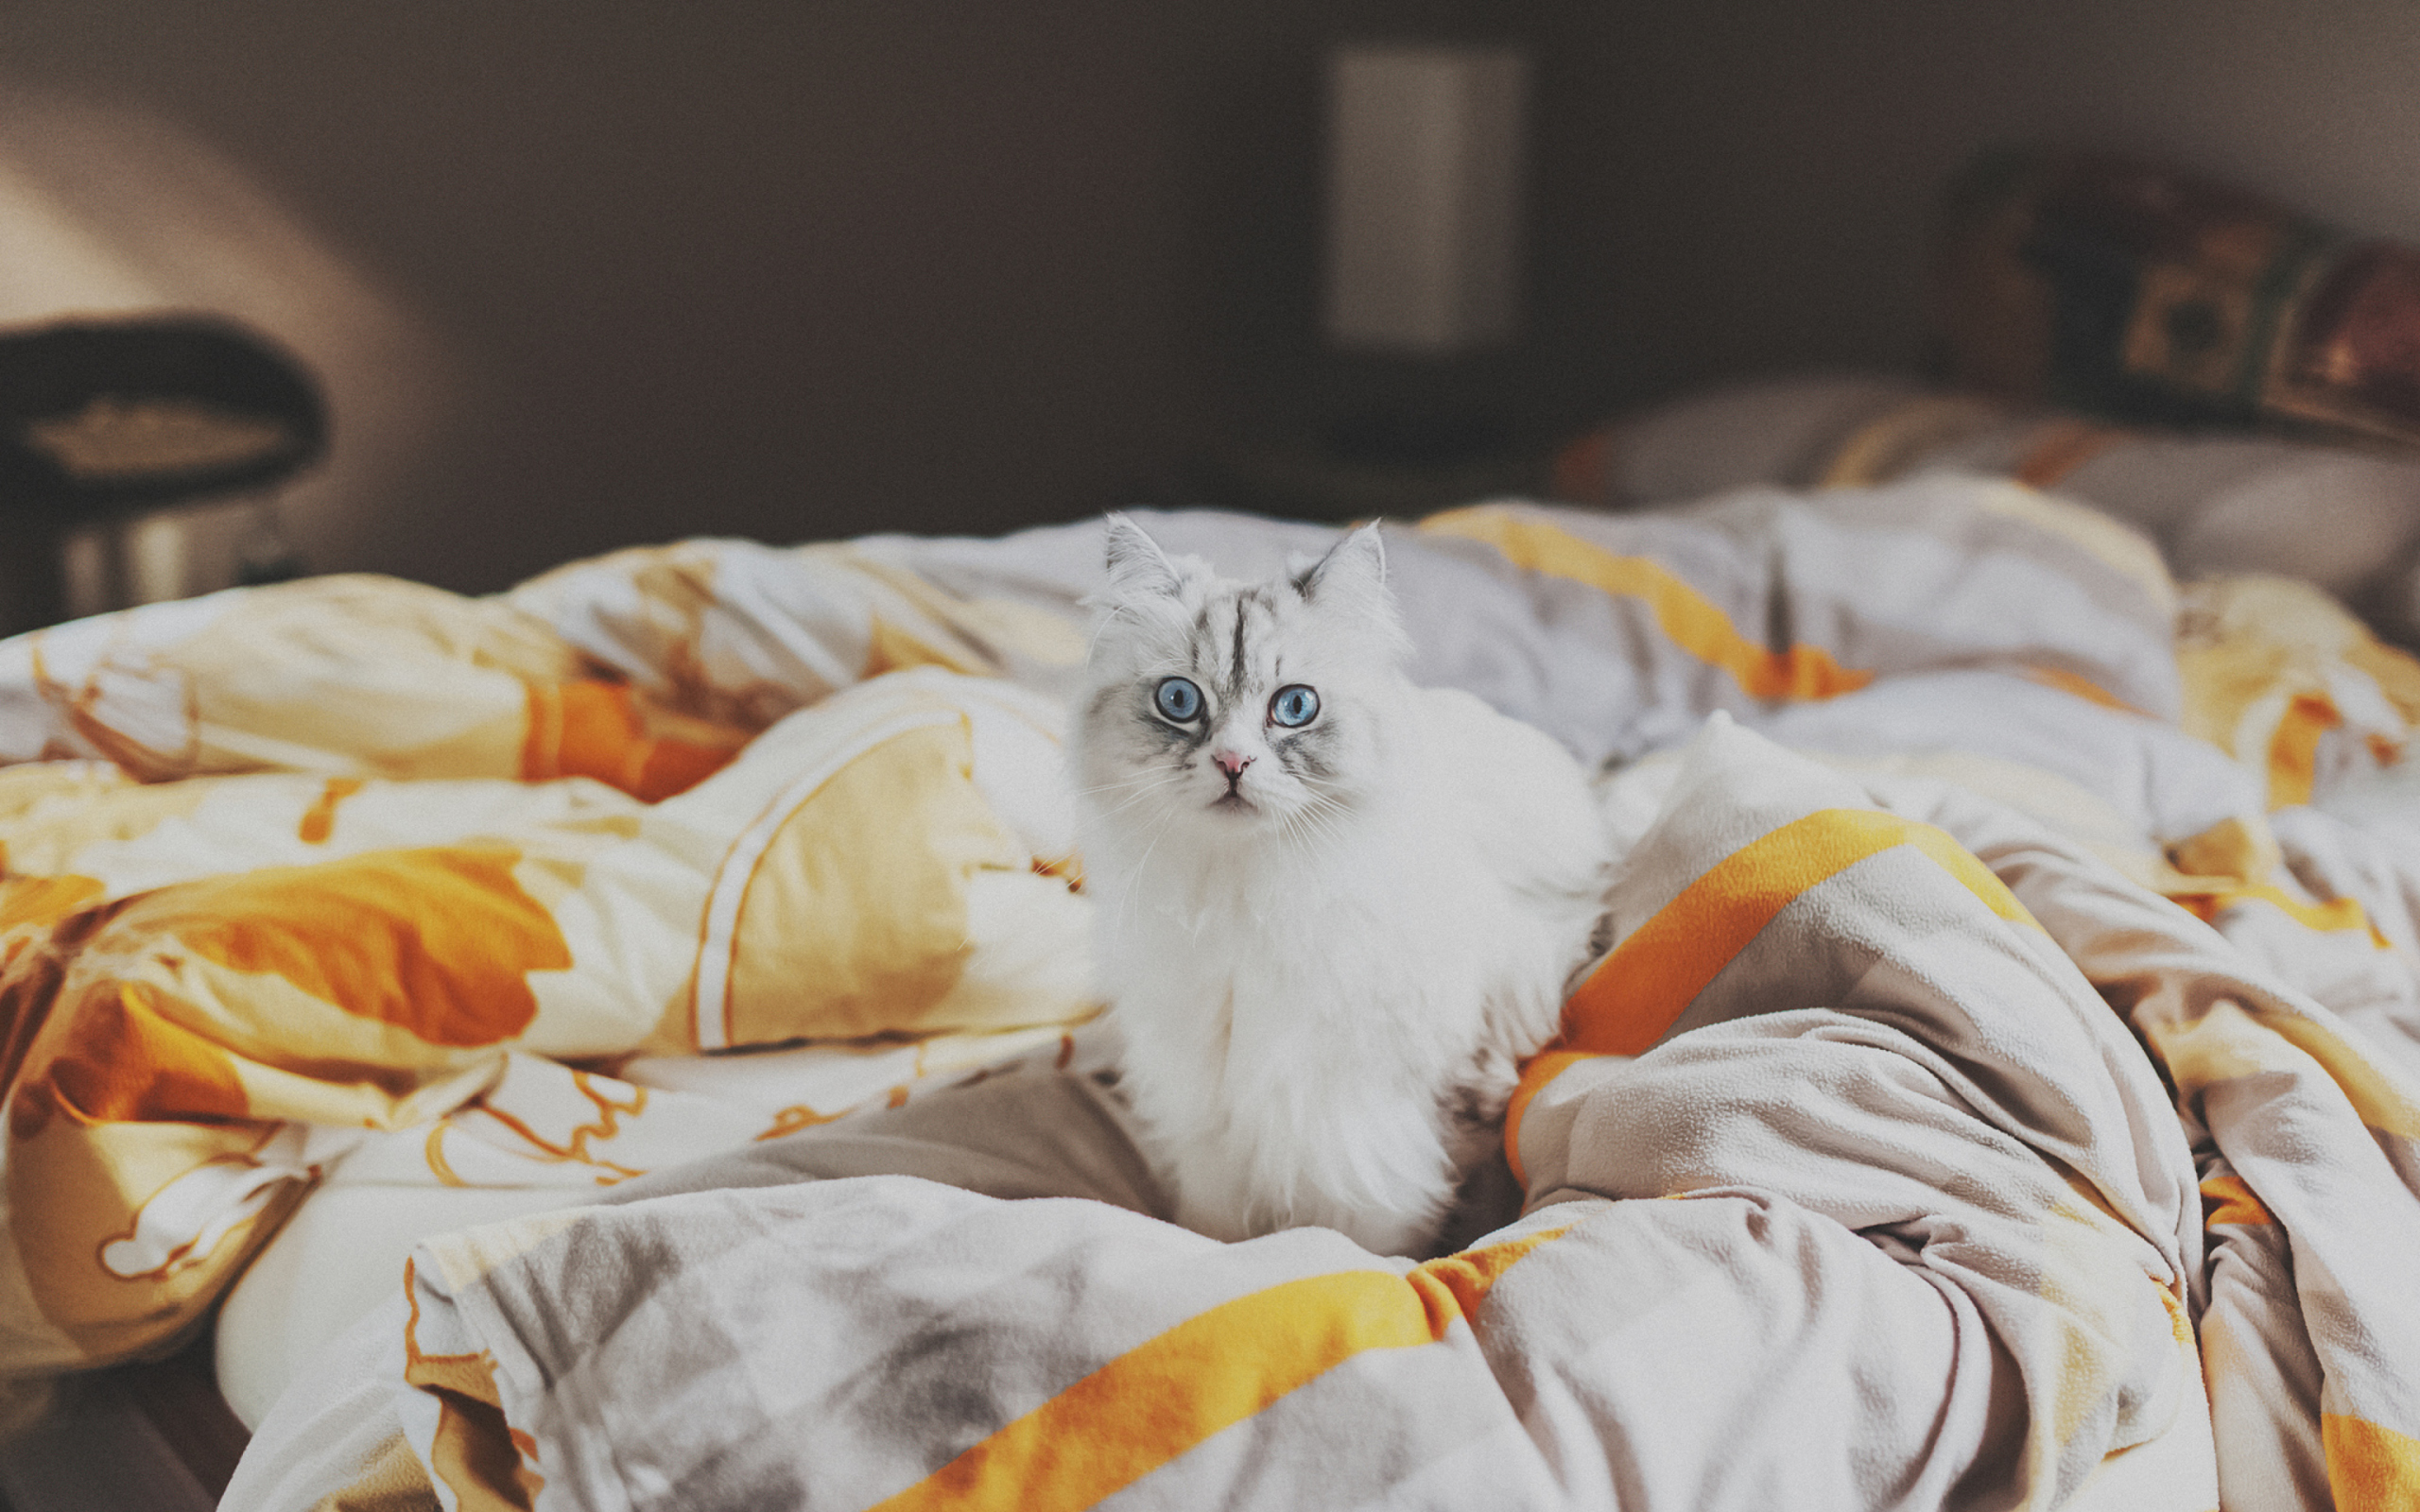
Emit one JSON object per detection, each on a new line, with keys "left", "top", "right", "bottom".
{"left": 1102, "top": 513, "right": 1184, "bottom": 600}
{"left": 1294, "top": 521, "right": 1391, "bottom": 611}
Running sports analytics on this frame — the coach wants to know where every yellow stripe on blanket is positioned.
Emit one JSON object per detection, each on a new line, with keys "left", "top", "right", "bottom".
{"left": 873, "top": 1228, "right": 1568, "bottom": 1511}
{"left": 520, "top": 679, "right": 745, "bottom": 802}
{"left": 2147, "top": 998, "right": 2420, "bottom": 1144}
{"left": 2266, "top": 691, "right": 2342, "bottom": 811}
{"left": 1508, "top": 809, "right": 2038, "bottom": 1183}
{"left": 403, "top": 1257, "right": 548, "bottom": 1512}
{"left": 0, "top": 873, "right": 105, "bottom": 934}
{"left": 2325, "top": 1413, "right": 2420, "bottom": 1512}
{"left": 2198, "top": 1173, "right": 2274, "bottom": 1228}
{"left": 2169, "top": 883, "right": 2392, "bottom": 949}
{"left": 1419, "top": 506, "right": 1874, "bottom": 700}
{"left": 2021, "top": 663, "right": 2147, "bottom": 717}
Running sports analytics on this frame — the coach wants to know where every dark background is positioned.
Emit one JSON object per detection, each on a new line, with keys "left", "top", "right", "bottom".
{"left": 4, "top": 0, "right": 2417, "bottom": 597}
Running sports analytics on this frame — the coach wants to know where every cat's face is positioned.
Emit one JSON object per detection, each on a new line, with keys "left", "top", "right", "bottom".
{"left": 1077, "top": 518, "right": 1408, "bottom": 843}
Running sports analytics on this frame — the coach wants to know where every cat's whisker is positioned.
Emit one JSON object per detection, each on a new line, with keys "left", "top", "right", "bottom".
{"left": 1301, "top": 788, "right": 1351, "bottom": 826}
{"left": 1286, "top": 793, "right": 1352, "bottom": 852}
{"left": 1296, "top": 792, "right": 1350, "bottom": 842}
{"left": 1116, "top": 801, "right": 1184, "bottom": 918}
{"left": 1094, "top": 775, "right": 1188, "bottom": 818}
{"left": 1242, "top": 789, "right": 1337, "bottom": 876}
{"left": 1270, "top": 812, "right": 1314, "bottom": 863}
{"left": 1077, "top": 769, "right": 1181, "bottom": 797}
{"left": 1077, "top": 768, "right": 1191, "bottom": 821}
{"left": 1093, "top": 780, "right": 1184, "bottom": 807}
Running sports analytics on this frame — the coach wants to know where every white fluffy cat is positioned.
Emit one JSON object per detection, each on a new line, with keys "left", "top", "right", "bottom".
{"left": 1073, "top": 515, "right": 1610, "bottom": 1257}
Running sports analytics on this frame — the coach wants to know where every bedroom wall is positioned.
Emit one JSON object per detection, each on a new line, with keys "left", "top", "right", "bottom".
{"left": 0, "top": 2, "right": 1216, "bottom": 598}
{"left": 1, "top": 0, "right": 2417, "bottom": 607}
{"left": 1135, "top": 0, "right": 2420, "bottom": 474}
{"left": 1510, "top": 0, "right": 2420, "bottom": 427}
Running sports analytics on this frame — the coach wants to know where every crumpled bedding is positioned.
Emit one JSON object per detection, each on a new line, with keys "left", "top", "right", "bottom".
{"left": 0, "top": 472, "right": 2415, "bottom": 1508}
{"left": 225, "top": 718, "right": 2420, "bottom": 1511}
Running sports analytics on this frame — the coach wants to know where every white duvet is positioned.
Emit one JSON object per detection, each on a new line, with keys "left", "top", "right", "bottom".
{"left": 6, "top": 472, "right": 2411, "bottom": 1509}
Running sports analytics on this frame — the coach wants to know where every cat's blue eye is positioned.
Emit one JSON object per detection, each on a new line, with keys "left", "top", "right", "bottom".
{"left": 1154, "top": 677, "right": 1203, "bottom": 722}
{"left": 1270, "top": 684, "right": 1319, "bottom": 728}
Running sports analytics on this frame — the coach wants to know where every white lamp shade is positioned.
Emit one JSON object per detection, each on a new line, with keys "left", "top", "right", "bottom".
{"left": 1322, "top": 43, "right": 1529, "bottom": 355}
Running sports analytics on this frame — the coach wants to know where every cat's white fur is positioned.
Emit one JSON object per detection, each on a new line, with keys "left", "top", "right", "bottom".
{"left": 1073, "top": 516, "right": 1610, "bottom": 1256}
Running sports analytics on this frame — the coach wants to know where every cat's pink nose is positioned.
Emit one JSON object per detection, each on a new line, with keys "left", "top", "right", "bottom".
{"left": 1213, "top": 750, "right": 1253, "bottom": 780}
